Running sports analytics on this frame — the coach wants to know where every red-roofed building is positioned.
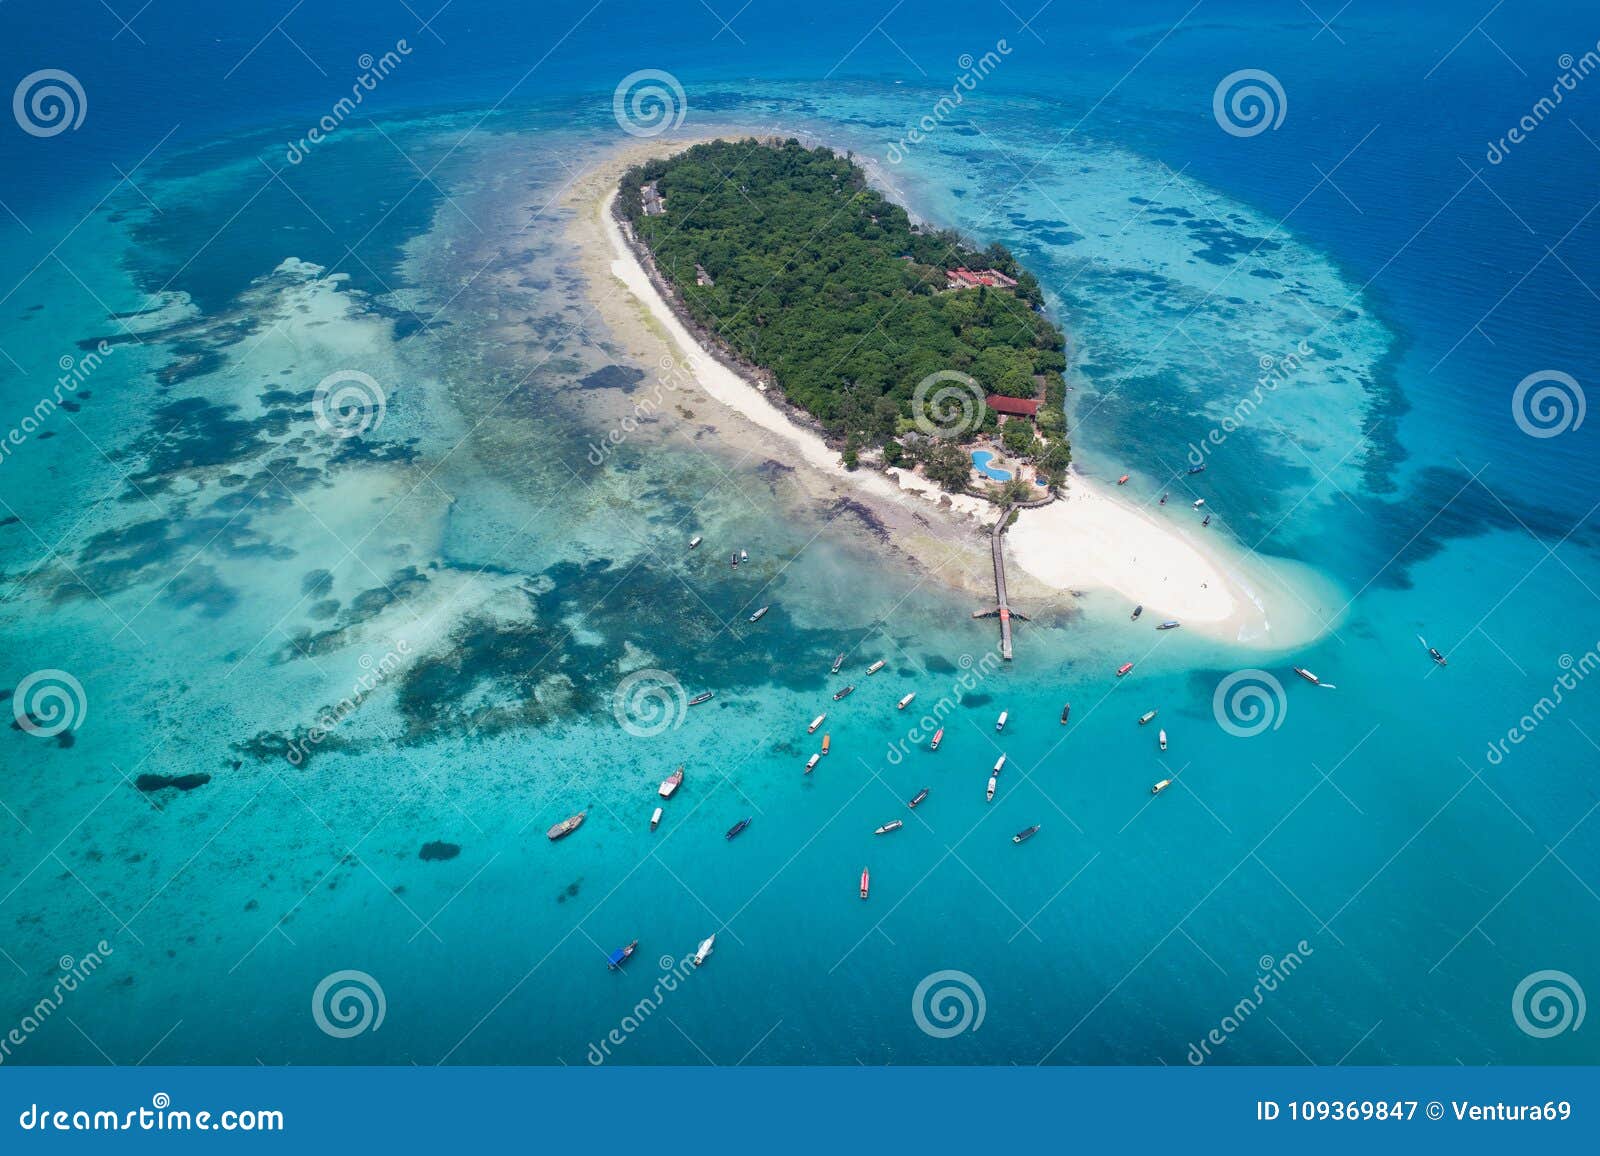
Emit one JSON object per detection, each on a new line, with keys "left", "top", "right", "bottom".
{"left": 985, "top": 395, "right": 1042, "bottom": 419}
{"left": 946, "top": 267, "right": 1020, "bottom": 290}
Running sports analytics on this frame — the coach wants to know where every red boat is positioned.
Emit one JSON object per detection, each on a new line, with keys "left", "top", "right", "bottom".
{"left": 1117, "top": 474, "right": 1130, "bottom": 485}
{"left": 930, "top": 727, "right": 944, "bottom": 750}
{"left": 859, "top": 867, "right": 870, "bottom": 900}
{"left": 658, "top": 767, "right": 683, "bottom": 798}
{"left": 1116, "top": 662, "right": 1134, "bottom": 677}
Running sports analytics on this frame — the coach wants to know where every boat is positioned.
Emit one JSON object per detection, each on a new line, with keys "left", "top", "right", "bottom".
{"left": 808, "top": 713, "right": 826, "bottom": 734}
{"left": 688, "top": 535, "right": 703, "bottom": 550}
{"left": 725, "top": 817, "right": 751, "bottom": 840}
{"left": 1060, "top": 703, "right": 1071, "bottom": 724}
{"left": 1116, "top": 662, "right": 1134, "bottom": 677}
{"left": 897, "top": 692, "right": 916, "bottom": 710}
{"left": 1158, "top": 728, "right": 1168, "bottom": 751}
{"left": 740, "top": 549, "right": 748, "bottom": 563}
{"left": 547, "top": 811, "right": 586, "bottom": 841}
{"left": 748, "top": 605, "right": 769, "bottom": 623}
{"left": 692, "top": 934, "right": 715, "bottom": 966}
{"left": 606, "top": 940, "right": 639, "bottom": 970}
{"left": 659, "top": 767, "right": 684, "bottom": 798}
{"left": 859, "top": 868, "right": 870, "bottom": 900}
{"left": 1192, "top": 498, "right": 1206, "bottom": 509}
{"left": 1159, "top": 493, "right": 1168, "bottom": 505}
{"left": 874, "top": 820, "right": 904, "bottom": 835}
{"left": 1201, "top": 514, "right": 1211, "bottom": 527}
{"left": 1131, "top": 605, "right": 1143, "bottom": 620}
{"left": 833, "top": 685, "right": 855, "bottom": 701}
{"left": 908, "top": 788, "right": 928, "bottom": 808}
{"left": 995, "top": 710, "right": 1008, "bottom": 732}
{"left": 1291, "top": 666, "right": 1321, "bottom": 686}
{"left": 866, "top": 659, "right": 885, "bottom": 675}
{"left": 1117, "top": 474, "right": 1130, "bottom": 485}
{"left": 688, "top": 691, "right": 714, "bottom": 705}
{"left": 1013, "top": 825, "right": 1040, "bottom": 844}
{"left": 1151, "top": 779, "right": 1172, "bottom": 795}
{"left": 1430, "top": 647, "right": 1447, "bottom": 666}
{"left": 1138, "top": 710, "right": 1157, "bottom": 726}
{"left": 986, "top": 775, "right": 997, "bottom": 803}
{"left": 804, "top": 753, "right": 820, "bottom": 773}
{"left": 650, "top": 806, "right": 662, "bottom": 831}
{"left": 831, "top": 652, "right": 845, "bottom": 674}
{"left": 930, "top": 727, "right": 944, "bottom": 750}
{"left": 730, "top": 552, "right": 739, "bottom": 568}
{"left": 993, "top": 753, "right": 1007, "bottom": 774}
{"left": 1188, "top": 463, "right": 1207, "bottom": 475}
{"left": 821, "top": 734, "right": 831, "bottom": 756}
{"left": 1156, "top": 620, "right": 1180, "bottom": 630}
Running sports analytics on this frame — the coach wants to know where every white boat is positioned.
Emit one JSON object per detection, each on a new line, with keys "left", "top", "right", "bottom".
{"left": 748, "top": 606, "right": 769, "bottom": 623}
{"left": 740, "top": 549, "right": 748, "bottom": 562}
{"left": 1138, "top": 710, "right": 1157, "bottom": 725}
{"left": 866, "top": 659, "right": 885, "bottom": 675}
{"left": 807, "top": 713, "right": 826, "bottom": 734}
{"left": 1192, "top": 498, "right": 1206, "bottom": 509}
{"left": 993, "top": 753, "right": 1007, "bottom": 774}
{"left": 1158, "top": 728, "right": 1168, "bottom": 751}
{"left": 874, "top": 820, "right": 904, "bottom": 835}
{"left": 986, "top": 775, "right": 997, "bottom": 802}
{"left": 1151, "top": 779, "right": 1172, "bottom": 795}
{"left": 805, "top": 752, "right": 820, "bottom": 773}
{"left": 897, "top": 692, "right": 916, "bottom": 710}
{"left": 688, "top": 535, "right": 702, "bottom": 550}
{"left": 996, "top": 710, "right": 1009, "bottom": 732}
{"left": 650, "top": 806, "right": 663, "bottom": 831}
{"left": 693, "top": 935, "right": 716, "bottom": 966}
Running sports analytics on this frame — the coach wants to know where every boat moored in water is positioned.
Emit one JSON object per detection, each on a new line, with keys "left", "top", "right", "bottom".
{"left": 805, "top": 753, "right": 820, "bottom": 773}
{"left": 859, "top": 868, "right": 870, "bottom": 900}
{"left": 748, "top": 605, "right": 769, "bottom": 623}
{"left": 730, "top": 552, "right": 739, "bottom": 568}
{"left": 993, "top": 753, "right": 1007, "bottom": 774}
{"left": 650, "top": 806, "right": 662, "bottom": 831}
{"left": 1117, "top": 474, "right": 1130, "bottom": 485}
{"left": 866, "top": 659, "right": 885, "bottom": 675}
{"left": 1202, "top": 514, "right": 1211, "bottom": 526}
{"left": 1156, "top": 620, "right": 1180, "bottom": 631}
{"left": 688, "top": 535, "right": 702, "bottom": 550}
{"left": 821, "top": 734, "right": 831, "bottom": 755}
{"left": 1131, "top": 604, "right": 1143, "bottom": 620}
{"left": 930, "top": 727, "right": 944, "bottom": 750}
{"left": 996, "top": 710, "right": 1009, "bottom": 732}
{"left": 1192, "top": 498, "right": 1205, "bottom": 509}
{"left": 1013, "top": 825, "right": 1040, "bottom": 844}
{"left": 659, "top": 767, "right": 684, "bottom": 798}
{"left": 1158, "top": 728, "right": 1168, "bottom": 751}
{"left": 725, "top": 818, "right": 752, "bottom": 840}
{"left": 1188, "top": 463, "right": 1207, "bottom": 475}
{"left": 831, "top": 652, "right": 845, "bottom": 674}
{"left": 688, "top": 691, "right": 714, "bottom": 705}
{"left": 833, "top": 685, "right": 854, "bottom": 701}
{"left": 547, "top": 811, "right": 586, "bottom": 841}
{"left": 1060, "top": 703, "right": 1071, "bottom": 724}
{"left": 986, "top": 775, "right": 997, "bottom": 802}
{"left": 607, "top": 940, "right": 639, "bottom": 970}
{"left": 908, "top": 788, "right": 928, "bottom": 808}
{"left": 1292, "top": 666, "right": 1321, "bottom": 686}
{"left": 1430, "top": 647, "right": 1447, "bottom": 666}
{"left": 1151, "top": 779, "right": 1172, "bottom": 795}
{"left": 693, "top": 935, "right": 715, "bottom": 966}
{"left": 1117, "top": 662, "right": 1134, "bottom": 677}
{"left": 808, "top": 713, "right": 826, "bottom": 733}
{"left": 875, "top": 820, "right": 904, "bottom": 835}
{"left": 898, "top": 692, "right": 916, "bottom": 710}
{"left": 1138, "top": 710, "right": 1157, "bottom": 726}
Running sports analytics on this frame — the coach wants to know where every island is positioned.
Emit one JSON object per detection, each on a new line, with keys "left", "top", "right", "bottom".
{"left": 617, "top": 138, "right": 1070, "bottom": 503}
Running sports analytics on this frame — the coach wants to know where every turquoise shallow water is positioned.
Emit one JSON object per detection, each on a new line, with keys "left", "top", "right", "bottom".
{"left": 1, "top": 3, "right": 1598, "bottom": 1066}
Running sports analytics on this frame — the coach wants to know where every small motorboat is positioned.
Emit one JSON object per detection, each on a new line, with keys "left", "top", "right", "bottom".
{"left": 833, "top": 685, "right": 855, "bottom": 701}
{"left": 1013, "top": 825, "right": 1040, "bottom": 844}
{"left": 659, "top": 767, "right": 684, "bottom": 798}
{"left": 688, "top": 535, "right": 703, "bottom": 550}
{"left": 1060, "top": 703, "right": 1071, "bottom": 724}
{"left": 859, "top": 867, "right": 870, "bottom": 900}
{"left": 730, "top": 552, "right": 739, "bottom": 568}
{"left": 1156, "top": 620, "right": 1180, "bottom": 631}
{"left": 1430, "top": 647, "right": 1447, "bottom": 667}
{"left": 748, "top": 605, "right": 769, "bottom": 623}
{"left": 831, "top": 652, "right": 845, "bottom": 674}
{"left": 547, "top": 811, "right": 586, "bottom": 841}
{"left": 1131, "top": 605, "right": 1143, "bottom": 620}
{"left": 986, "top": 775, "right": 997, "bottom": 803}
{"left": 1138, "top": 710, "right": 1157, "bottom": 726}
{"left": 1188, "top": 463, "right": 1207, "bottom": 475}
{"left": 821, "top": 734, "right": 831, "bottom": 756}
{"left": 1117, "top": 474, "right": 1130, "bottom": 485}
{"left": 650, "top": 806, "right": 663, "bottom": 831}
{"left": 1116, "top": 662, "right": 1134, "bottom": 677}
{"left": 875, "top": 820, "right": 904, "bottom": 835}
{"left": 1192, "top": 498, "right": 1206, "bottom": 509}
{"left": 1201, "top": 514, "right": 1211, "bottom": 527}
{"left": 1151, "top": 779, "right": 1172, "bottom": 795}
{"left": 1292, "top": 666, "right": 1321, "bottom": 686}
{"left": 993, "top": 753, "right": 1007, "bottom": 774}
{"left": 692, "top": 934, "right": 715, "bottom": 966}
{"left": 1159, "top": 493, "right": 1168, "bottom": 505}
{"left": 740, "top": 549, "right": 748, "bottom": 563}
{"left": 688, "top": 691, "right": 714, "bottom": 705}
{"left": 908, "top": 788, "right": 928, "bottom": 808}
{"left": 607, "top": 940, "right": 638, "bottom": 970}
{"left": 805, "top": 753, "right": 820, "bottom": 773}
{"left": 930, "top": 727, "right": 944, "bottom": 750}
{"left": 725, "top": 817, "right": 752, "bottom": 840}
{"left": 808, "top": 713, "right": 826, "bottom": 734}
{"left": 995, "top": 710, "right": 1009, "bottom": 732}
{"left": 898, "top": 692, "right": 916, "bottom": 710}
{"left": 866, "top": 659, "right": 885, "bottom": 675}
{"left": 1158, "top": 728, "right": 1168, "bottom": 751}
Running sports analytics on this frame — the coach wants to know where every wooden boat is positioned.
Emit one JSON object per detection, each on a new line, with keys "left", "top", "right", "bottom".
{"left": 866, "top": 659, "right": 885, "bottom": 675}
{"left": 859, "top": 868, "right": 870, "bottom": 900}
{"left": 821, "top": 734, "right": 831, "bottom": 755}
{"left": 748, "top": 605, "right": 769, "bottom": 623}
{"left": 607, "top": 940, "right": 638, "bottom": 969}
{"left": 659, "top": 767, "right": 684, "bottom": 798}
{"left": 1430, "top": 647, "right": 1447, "bottom": 666}
{"left": 1188, "top": 463, "right": 1207, "bottom": 474}
{"left": 1060, "top": 703, "right": 1071, "bottom": 725}
{"left": 650, "top": 806, "right": 662, "bottom": 831}
{"left": 833, "top": 684, "right": 855, "bottom": 701}
{"left": 725, "top": 817, "right": 751, "bottom": 840}
{"left": 808, "top": 713, "right": 826, "bottom": 734}
{"left": 897, "top": 692, "right": 916, "bottom": 710}
{"left": 908, "top": 788, "right": 928, "bottom": 808}
{"left": 805, "top": 753, "right": 820, "bottom": 773}
{"left": 730, "top": 552, "right": 739, "bottom": 568}
{"left": 995, "top": 710, "right": 1008, "bottom": 732}
{"left": 1292, "top": 666, "right": 1321, "bottom": 686}
{"left": 874, "top": 820, "right": 904, "bottom": 835}
{"left": 1158, "top": 728, "right": 1168, "bottom": 752}
{"left": 1159, "top": 493, "right": 1168, "bottom": 505}
{"left": 688, "top": 691, "right": 714, "bottom": 705}
{"left": 1156, "top": 620, "right": 1180, "bottom": 630}
{"left": 1151, "top": 779, "right": 1172, "bottom": 795}
{"left": 1116, "top": 662, "right": 1134, "bottom": 677}
{"left": 1117, "top": 474, "right": 1130, "bottom": 485}
{"left": 688, "top": 535, "right": 703, "bottom": 550}
{"left": 547, "top": 811, "right": 586, "bottom": 841}
{"left": 986, "top": 775, "right": 997, "bottom": 803}
{"left": 930, "top": 727, "right": 944, "bottom": 750}
{"left": 1138, "top": 710, "right": 1157, "bottom": 726}
{"left": 831, "top": 652, "right": 845, "bottom": 674}
{"left": 1201, "top": 514, "right": 1211, "bottom": 527}
{"left": 693, "top": 934, "right": 715, "bottom": 966}
{"left": 1013, "top": 825, "right": 1040, "bottom": 844}
{"left": 1130, "top": 605, "right": 1143, "bottom": 620}
{"left": 993, "top": 753, "right": 1007, "bottom": 774}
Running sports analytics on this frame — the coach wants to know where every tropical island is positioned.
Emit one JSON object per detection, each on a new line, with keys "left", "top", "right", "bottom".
{"left": 617, "top": 138, "right": 1070, "bottom": 503}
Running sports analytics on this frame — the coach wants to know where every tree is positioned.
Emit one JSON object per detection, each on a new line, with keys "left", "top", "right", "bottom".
{"left": 923, "top": 440, "right": 972, "bottom": 492}
{"left": 1000, "top": 420, "right": 1037, "bottom": 457}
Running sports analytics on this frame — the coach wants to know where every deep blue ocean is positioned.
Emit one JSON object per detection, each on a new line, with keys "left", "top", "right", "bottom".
{"left": 0, "top": 0, "right": 1596, "bottom": 1066}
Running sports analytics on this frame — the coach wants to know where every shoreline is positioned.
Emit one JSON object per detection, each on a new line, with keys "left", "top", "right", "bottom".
{"left": 576, "top": 136, "right": 1338, "bottom": 649}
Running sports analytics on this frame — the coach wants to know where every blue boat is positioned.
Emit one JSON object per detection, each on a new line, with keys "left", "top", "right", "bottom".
{"left": 726, "top": 817, "right": 752, "bottom": 840}
{"left": 607, "top": 940, "right": 638, "bottom": 970}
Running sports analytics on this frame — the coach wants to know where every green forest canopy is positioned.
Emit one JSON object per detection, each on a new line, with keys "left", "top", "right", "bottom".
{"left": 620, "top": 139, "right": 1068, "bottom": 459}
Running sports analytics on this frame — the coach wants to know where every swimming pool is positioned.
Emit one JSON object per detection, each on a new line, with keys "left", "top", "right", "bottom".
{"left": 970, "top": 450, "right": 1012, "bottom": 481}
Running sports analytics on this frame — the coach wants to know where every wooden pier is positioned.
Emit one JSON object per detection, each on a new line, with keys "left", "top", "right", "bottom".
{"left": 992, "top": 507, "right": 1014, "bottom": 661}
